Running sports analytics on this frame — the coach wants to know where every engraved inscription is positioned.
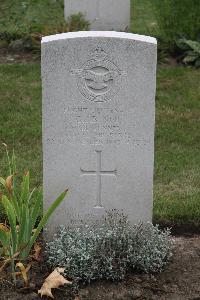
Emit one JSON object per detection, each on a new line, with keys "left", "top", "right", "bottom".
{"left": 71, "top": 47, "right": 124, "bottom": 103}
{"left": 60, "top": 105, "right": 151, "bottom": 146}
{"left": 81, "top": 150, "right": 117, "bottom": 207}
{"left": 47, "top": 105, "right": 151, "bottom": 147}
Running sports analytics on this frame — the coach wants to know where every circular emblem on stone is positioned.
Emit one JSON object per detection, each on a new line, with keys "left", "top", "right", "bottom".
{"left": 71, "top": 47, "right": 123, "bottom": 103}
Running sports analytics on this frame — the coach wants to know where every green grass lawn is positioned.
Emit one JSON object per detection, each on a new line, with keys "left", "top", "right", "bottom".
{"left": 131, "top": 0, "right": 158, "bottom": 36}
{"left": 0, "top": 0, "right": 65, "bottom": 38}
{"left": 0, "top": 0, "right": 157, "bottom": 38}
{"left": 0, "top": 64, "right": 199, "bottom": 225}
{"left": 0, "top": 64, "right": 42, "bottom": 187}
{"left": 0, "top": 0, "right": 199, "bottom": 225}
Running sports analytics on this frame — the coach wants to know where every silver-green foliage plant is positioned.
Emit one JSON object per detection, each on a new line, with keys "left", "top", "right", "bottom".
{"left": 46, "top": 211, "right": 172, "bottom": 283}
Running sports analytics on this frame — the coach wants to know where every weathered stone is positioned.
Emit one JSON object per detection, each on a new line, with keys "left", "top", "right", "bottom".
{"left": 64, "top": 0, "right": 130, "bottom": 31}
{"left": 42, "top": 31, "right": 157, "bottom": 235}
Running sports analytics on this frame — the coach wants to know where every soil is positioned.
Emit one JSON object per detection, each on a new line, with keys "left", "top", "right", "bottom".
{"left": 0, "top": 48, "right": 40, "bottom": 64}
{"left": 0, "top": 235, "right": 200, "bottom": 300}
{"left": 155, "top": 222, "right": 200, "bottom": 236}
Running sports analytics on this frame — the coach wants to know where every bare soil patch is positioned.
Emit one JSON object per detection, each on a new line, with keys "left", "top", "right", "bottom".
{"left": 0, "top": 235, "right": 200, "bottom": 300}
{"left": 0, "top": 48, "right": 40, "bottom": 64}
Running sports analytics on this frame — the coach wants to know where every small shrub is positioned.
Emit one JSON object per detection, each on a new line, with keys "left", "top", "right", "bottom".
{"left": 67, "top": 13, "right": 90, "bottom": 32}
{"left": 176, "top": 38, "right": 200, "bottom": 67}
{"left": 46, "top": 211, "right": 172, "bottom": 283}
{"left": 151, "top": 0, "right": 200, "bottom": 53}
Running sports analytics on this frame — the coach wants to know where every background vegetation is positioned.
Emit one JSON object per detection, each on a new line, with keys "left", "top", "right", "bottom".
{"left": 1, "top": 0, "right": 200, "bottom": 54}
{"left": 151, "top": 0, "right": 200, "bottom": 52}
{"left": 0, "top": 0, "right": 200, "bottom": 225}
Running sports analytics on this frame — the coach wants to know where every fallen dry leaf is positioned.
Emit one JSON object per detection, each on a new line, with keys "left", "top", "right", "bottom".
{"left": 5, "top": 175, "right": 13, "bottom": 191}
{"left": 16, "top": 262, "right": 31, "bottom": 287}
{"left": 24, "top": 170, "right": 29, "bottom": 177}
{"left": 74, "top": 296, "right": 81, "bottom": 300}
{"left": 0, "top": 223, "right": 10, "bottom": 232}
{"left": 38, "top": 267, "right": 72, "bottom": 298}
{"left": 33, "top": 242, "right": 43, "bottom": 262}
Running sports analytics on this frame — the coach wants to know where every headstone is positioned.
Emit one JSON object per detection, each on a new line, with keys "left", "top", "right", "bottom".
{"left": 42, "top": 31, "right": 157, "bottom": 235}
{"left": 64, "top": 0, "right": 130, "bottom": 31}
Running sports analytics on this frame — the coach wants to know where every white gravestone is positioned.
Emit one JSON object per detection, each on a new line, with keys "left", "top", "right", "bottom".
{"left": 42, "top": 31, "right": 157, "bottom": 235}
{"left": 64, "top": 0, "right": 130, "bottom": 31}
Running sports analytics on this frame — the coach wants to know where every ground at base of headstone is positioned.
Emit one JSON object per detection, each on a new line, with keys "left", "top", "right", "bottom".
{"left": 0, "top": 48, "right": 40, "bottom": 64}
{"left": 0, "top": 236, "right": 200, "bottom": 300}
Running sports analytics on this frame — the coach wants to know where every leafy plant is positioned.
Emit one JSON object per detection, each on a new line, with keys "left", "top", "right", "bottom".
{"left": 151, "top": 0, "right": 200, "bottom": 52}
{"left": 0, "top": 144, "right": 68, "bottom": 281}
{"left": 46, "top": 211, "right": 172, "bottom": 283}
{"left": 67, "top": 13, "right": 90, "bottom": 32}
{"left": 176, "top": 38, "right": 200, "bottom": 67}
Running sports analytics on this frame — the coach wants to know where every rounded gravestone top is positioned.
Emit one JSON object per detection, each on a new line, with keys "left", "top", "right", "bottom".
{"left": 42, "top": 31, "right": 157, "bottom": 45}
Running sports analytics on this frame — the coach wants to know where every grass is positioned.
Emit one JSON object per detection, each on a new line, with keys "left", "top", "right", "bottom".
{"left": 0, "top": 64, "right": 199, "bottom": 225}
{"left": 0, "top": 64, "right": 42, "bottom": 187}
{"left": 0, "top": 0, "right": 157, "bottom": 40}
{"left": 0, "top": 0, "right": 65, "bottom": 38}
{"left": 131, "top": 0, "right": 158, "bottom": 36}
{"left": 0, "top": 0, "right": 199, "bottom": 225}
{"left": 154, "top": 66, "right": 200, "bottom": 224}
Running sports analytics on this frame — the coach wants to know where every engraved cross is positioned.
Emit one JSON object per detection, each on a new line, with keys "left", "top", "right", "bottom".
{"left": 95, "top": 0, "right": 100, "bottom": 21}
{"left": 80, "top": 150, "right": 117, "bottom": 208}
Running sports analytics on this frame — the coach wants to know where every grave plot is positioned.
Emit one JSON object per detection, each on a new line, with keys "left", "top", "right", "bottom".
{"left": 41, "top": 31, "right": 157, "bottom": 236}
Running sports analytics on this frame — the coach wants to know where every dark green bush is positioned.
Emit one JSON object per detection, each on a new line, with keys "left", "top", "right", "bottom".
{"left": 152, "top": 0, "right": 200, "bottom": 52}
{"left": 176, "top": 38, "right": 200, "bottom": 67}
{"left": 46, "top": 211, "right": 172, "bottom": 283}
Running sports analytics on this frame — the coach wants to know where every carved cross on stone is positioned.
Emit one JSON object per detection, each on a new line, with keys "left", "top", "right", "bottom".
{"left": 80, "top": 150, "right": 117, "bottom": 208}
{"left": 95, "top": 0, "right": 100, "bottom": 22}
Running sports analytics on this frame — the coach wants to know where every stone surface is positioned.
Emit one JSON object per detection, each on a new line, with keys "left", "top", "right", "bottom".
{"left": 64, "top": 0, "right": 130, "bottom": 31}
{"left": 42, "top": 31, "right": 157, "bottom": 235}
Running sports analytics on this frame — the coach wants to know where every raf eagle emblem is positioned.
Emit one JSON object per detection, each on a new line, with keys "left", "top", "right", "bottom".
{"left": 71, "top": 46, "right": 125, "bottom": 103}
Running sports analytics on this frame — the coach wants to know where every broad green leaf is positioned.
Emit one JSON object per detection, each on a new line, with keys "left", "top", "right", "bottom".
{"left": 0, "top": 230, "right": 10, "bottom": 249}
{"left": 30, "top": 190, "right": 42, "bottom": 230}
{"left": 28, "top": 187, "right": 36, "bottom": 206}
{"left": 186, "top": 50, "right": 199, "bottom": 57}
{"left": 11, "top": 193, "right": 20, "bottom": 222}
{"left": 20, "top": 172, "right": 30, "bottom": 204}
{"left": 29, "top": 189, "right": 68, "bottom": 250}
{"left": 176, "top": 38, "right": 190, "bottom": 51}
{"left": 183, "top": 55, "right": 198, "bottom": 63}
{"left": 2, "top": 196, "right": 17, "bottom": 253}
{"left": 184, "top": 40, "right": 200, "bottom": 54}
{"left": 0, "top": 177, "right": 6, "bottom": 187}
{"left": 195, "top": 58, "right": 200, "bottom": 68}
{"left": 18, "top": 204, "right": 27, "bottom": 247}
